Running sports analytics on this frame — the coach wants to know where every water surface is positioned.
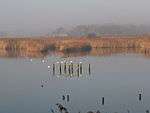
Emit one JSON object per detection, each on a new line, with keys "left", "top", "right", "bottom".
{"left": 0, "top": 49, "right": 150, "bottom": 113}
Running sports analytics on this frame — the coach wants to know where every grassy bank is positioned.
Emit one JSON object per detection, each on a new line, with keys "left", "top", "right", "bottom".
{"left": 0, "top": 35, "right": 150, "bottom": 53}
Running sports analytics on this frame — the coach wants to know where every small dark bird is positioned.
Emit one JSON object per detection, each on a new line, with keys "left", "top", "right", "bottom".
{"left": 41, "top": 85, "right": 44, "bottom": 88}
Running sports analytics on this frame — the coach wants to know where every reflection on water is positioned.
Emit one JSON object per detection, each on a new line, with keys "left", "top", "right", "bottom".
{"left": 0, "top": 49, "right": 46, "bottom": 58}
{"left": 0, "top": 48, "right": 150, "bottom": 113}
{"left": 0, "top": 48, "right": 150, "bottom": 58}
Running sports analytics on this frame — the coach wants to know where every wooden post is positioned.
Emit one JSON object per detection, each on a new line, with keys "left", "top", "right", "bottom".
{"left": 67, "top": 94, "right": 70, "bottom": 102}
{"left": 138, "top": 90, "right": 142, "bottom": 101}
{"left": 88, "top": 64, "right": 91, "bottom": 75}
{"left": 71, "top": 63, "right": 73, "bottom": 74}
{"left": 53, "top": 64, "right": 55, "bottom": 75}
{"left": 68, "top": 64, "right": 71, "bottom": 75}
{"left": 77, "top": 64, "right": 79, "bottom": 77}
{"left": 80, "top": 63, "right": 82, "bottom": 75}
{"left": 102, "top": 97, "right": 104, "bottom": 105}
{"left": 64, "top": 62, "right": 67, "bottom": 74}
{"left": 59, "top": 63, "right": 62, "bottom": 75}
{"left": 139, "top": 93, "right": 142, "bottom": 101}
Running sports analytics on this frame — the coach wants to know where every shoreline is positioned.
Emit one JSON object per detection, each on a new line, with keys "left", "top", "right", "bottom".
{"left": 0, "top": 36, "right": 150, "bottom": 54}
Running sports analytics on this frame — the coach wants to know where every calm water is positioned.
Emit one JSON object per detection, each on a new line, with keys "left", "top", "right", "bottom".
{"left": 0, "top": 49, "right": 150, "bottom": 113}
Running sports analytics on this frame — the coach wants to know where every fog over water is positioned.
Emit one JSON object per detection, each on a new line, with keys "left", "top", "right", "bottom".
{"left": 0, "top": 0, "right": 150, "bottom": 35}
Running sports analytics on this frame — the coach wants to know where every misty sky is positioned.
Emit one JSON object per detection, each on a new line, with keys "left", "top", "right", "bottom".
{"left": 0, "top": 0, "right": 150, "bottom": 35}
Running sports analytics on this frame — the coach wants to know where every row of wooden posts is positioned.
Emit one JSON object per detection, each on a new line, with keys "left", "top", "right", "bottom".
{"left": 61, "top": 93, "right": 142, "bottom": 106}
{"left": 50, "top": 62, "right": 91, "bottom": 76}
{"left": 60, "top": 90, "right": 143, "bottom": 106}
{"left": 61, "top": 94, "right": 105, "bottom": 106}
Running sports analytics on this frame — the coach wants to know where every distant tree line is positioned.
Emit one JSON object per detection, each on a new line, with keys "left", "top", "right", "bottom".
{"left": 51, "top": 24, "right": 150, "bottom": 37}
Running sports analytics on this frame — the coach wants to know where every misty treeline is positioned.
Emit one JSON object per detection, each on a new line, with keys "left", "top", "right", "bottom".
{"left": 51, "top": 24, "right": 150, "bottom": 37}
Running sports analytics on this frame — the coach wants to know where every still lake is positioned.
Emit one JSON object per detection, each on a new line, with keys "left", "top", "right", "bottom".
{"left": 0, "top": 49, "right": 150, "bottom": 113}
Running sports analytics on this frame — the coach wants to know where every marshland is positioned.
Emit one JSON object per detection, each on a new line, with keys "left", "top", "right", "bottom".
{"left": 1, "top": 35, "right": 150, "bottom": 56}
{"left": 0, "top": 36, "right": 150, "bottom": 113}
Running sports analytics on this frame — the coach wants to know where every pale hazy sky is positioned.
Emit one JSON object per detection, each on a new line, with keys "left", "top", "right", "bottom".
{"left": 0, "top": 0, "right": 150, "bottom": 35}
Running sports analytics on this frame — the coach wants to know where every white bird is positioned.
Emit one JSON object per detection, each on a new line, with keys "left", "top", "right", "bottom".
{"left": 30, "top": 59, "right": 33, "bottom": 62}
{"left": 42, "top": 60, "right": 45, "bottom": 63}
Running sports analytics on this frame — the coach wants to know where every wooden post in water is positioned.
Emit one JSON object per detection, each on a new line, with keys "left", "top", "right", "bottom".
{"left": 68, "top": 64, "right": 71, "bottom": 75}
{"left": 138, "top": 90, "right": 142, "bottom": 101}
{"left": 71, "top": 62, "right": 73, "bottom": 74}
{"left": 102, "top": 97, "right": 105, "bottom": 105}
{"left": 139, "top": 93, "right": 142, "bottom": 101}
{"left": 79, "top": 62, "right": 82, "bottom": 75}
{"left": 53, "top": 64, "right": 55, "bottom": 75}
{"left": 77, "top": 64, "right": 79, "bottom": 77}
{"left": 59, "top": 63, "right": 62, "bottom": 75}
{"left": 88, "top": 64, "right": 91, "bottom": 75}
{"left": 64, "top": 62, "right": 67, "bottom": 74}
{"left": 67, "top": 94, "right": 70, "bottom": 102}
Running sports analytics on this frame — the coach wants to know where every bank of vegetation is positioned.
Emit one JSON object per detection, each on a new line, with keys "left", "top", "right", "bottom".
{"left": 0, "top": 35, "right": 150, "bottom": 54}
